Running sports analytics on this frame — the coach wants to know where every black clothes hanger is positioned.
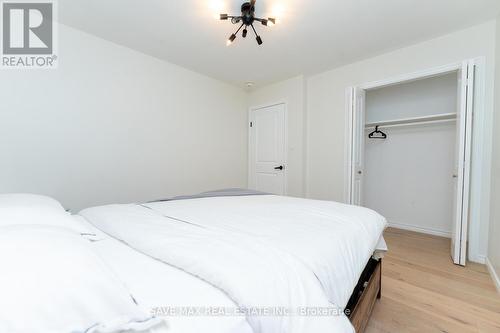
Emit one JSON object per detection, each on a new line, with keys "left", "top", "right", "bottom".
{"left": 368, "top": 125, "right": 387, "bottom": 139}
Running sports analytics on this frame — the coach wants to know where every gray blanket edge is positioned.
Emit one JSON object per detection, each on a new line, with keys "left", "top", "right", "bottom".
{"left": 149, "top": 188, "right": 270, "bottom": 203}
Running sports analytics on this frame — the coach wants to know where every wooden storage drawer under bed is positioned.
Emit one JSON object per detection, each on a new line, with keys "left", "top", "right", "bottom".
{"left": 345, "top": 258, "right": 382, "bottom": 333}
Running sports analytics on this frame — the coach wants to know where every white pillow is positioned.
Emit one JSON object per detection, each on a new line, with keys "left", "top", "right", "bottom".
{"left": 0, "top": 193, "right": 66, "bottom": 212}
{"left": 0, "top": 193, "right": 88, "bottom": 233}
{"left": 0, "top": 225, "right": 163, "bottom": 333}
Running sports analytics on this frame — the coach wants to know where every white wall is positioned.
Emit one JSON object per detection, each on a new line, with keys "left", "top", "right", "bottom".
{"left": 247, "top": 76, "right": 306, "bottom": 197}
{"left": 364, "top": 124, "right": 456, "bottom": 237}
{"left": 0, "top": 24, "right": 248, "bottom": 212}
{"left": 364, "top": 74, "right": 458, "bottom": 237}
{"left": 305, "top": 21, "right": 496, "bottom": 262}
{"left": 365, "top": 73, "right": 458, "bottom": 123}
{"left": 487, "top": 17, "right": 500, "bottom": 290}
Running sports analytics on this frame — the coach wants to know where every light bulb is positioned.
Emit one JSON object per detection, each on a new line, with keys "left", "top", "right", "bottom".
{"left": 226, "top": 34, "right": 236, "bottom": 46}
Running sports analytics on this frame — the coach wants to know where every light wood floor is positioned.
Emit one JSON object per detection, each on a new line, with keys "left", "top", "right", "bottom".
{"left": 366, "top": 228, "right": 500, "bottom": 333}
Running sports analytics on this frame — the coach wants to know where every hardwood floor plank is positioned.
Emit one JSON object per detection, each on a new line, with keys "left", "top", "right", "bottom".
{"left": 383, "top": 239, "right": 493, "bottom": 283}
{"left": 367, "top": 297, "right": 477, "bottom": 333}
{"left": 383, "top": 256, "right": 497, "bottom": 291}
{"left": 383, "top": 277, "right": 500, "bottom": 328}
{"left": 382, "top": 260, "right": 500, "bottom": 310}
{"left": 366, "top": 228, "right": 500, "bottom": 333}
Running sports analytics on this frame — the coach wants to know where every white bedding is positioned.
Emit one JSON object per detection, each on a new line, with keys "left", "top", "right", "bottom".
{"left": 80, "top": 195, "right": 387, "bottom": 333}
{"left": 0, "top": 225, "right": 162, "bottom": 333}
{"left": 76, "top": 218, "right": 253, "bottom": 333}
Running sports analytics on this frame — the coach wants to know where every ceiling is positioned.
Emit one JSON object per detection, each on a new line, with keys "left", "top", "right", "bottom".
{"left": 59, "top": 0, "right": 500, "bottom": 87}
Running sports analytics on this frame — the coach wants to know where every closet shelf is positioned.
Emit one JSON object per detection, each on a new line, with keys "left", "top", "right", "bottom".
{"left": 365, "top": 112, "right": 457, "bottom": 129}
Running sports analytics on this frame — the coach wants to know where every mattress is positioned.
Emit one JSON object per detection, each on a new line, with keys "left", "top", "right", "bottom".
{"left": 75, "top": 217, "right": 253, "bottom": 333}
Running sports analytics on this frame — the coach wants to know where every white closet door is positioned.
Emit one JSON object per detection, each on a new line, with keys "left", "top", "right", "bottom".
{"left": 350, "top": 87, "right": 366, "bottom": 206}
{"left": 451, "top": 61, "right": 474, "bottom": 266}
{"left": 248, "top": 103, "right": 286, "bottom": 195}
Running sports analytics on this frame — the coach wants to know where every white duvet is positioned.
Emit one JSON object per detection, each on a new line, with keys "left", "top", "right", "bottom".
{"left": 80, "top": 195, "right": 387, "bottom": 333}
{"left": 0, "top": 225, "right": 162, "bottom": 333}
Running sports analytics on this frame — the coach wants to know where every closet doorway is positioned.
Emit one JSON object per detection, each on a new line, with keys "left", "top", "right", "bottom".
{"left": 346, "top": 60, "right": 475, "bottom": 266}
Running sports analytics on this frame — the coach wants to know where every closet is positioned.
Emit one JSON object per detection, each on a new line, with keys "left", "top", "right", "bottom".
{"left": 364, "top": 73, "right": 457, "bottom": 238}
{"left": 347, "top": 61, "right": 475, "bottom": 266}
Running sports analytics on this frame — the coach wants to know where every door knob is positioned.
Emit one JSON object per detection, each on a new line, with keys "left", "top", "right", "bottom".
{"left": 274, "top": 165, "right": 284, "bottom": 170}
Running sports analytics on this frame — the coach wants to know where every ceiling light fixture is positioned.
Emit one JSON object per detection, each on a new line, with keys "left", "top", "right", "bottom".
{"left": 220, "top": 0, "right": 276, "bottom": 46}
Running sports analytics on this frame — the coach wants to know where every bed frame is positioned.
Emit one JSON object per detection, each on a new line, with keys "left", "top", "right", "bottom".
{"left": 345, "top": 258, "right": 382, "bottom": 333}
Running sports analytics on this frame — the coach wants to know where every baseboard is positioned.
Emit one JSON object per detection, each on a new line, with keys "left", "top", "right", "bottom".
{"left": 470, "top": 254, "right": 486, "bottom": 264}
{"left": 486, "top": 257, "right": 500, "bottom": 294}
{"left": 387, "top": 222, "right": 451, "bottom": 238}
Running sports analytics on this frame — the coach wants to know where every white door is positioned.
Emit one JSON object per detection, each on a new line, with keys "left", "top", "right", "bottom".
{"left": 451, "top": 61, "right": 474, "bottom": 266}
{"left": 248, "top": 103, "right": 286, "bottom": 195}
{"left": 348, "top": 87, "right": 366, "bottom": 205}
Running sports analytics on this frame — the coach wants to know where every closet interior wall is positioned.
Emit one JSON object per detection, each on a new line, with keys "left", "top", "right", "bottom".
{"left": 363, "top": 73, "right": 458, "bottom": 237}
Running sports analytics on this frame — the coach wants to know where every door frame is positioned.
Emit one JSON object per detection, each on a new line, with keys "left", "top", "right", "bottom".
{"left": 248, "top": 101, "right": 289, "bottom": 195}
{"left": 344, "top": 58, "right": 489, "bottom": 264}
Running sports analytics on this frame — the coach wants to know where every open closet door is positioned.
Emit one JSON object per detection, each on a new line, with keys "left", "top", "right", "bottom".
{"left": 348, "top": 87, "right": 366, "bottom": 206}
{"left": 451, "top": 60, "right": 474, "bottom": 266}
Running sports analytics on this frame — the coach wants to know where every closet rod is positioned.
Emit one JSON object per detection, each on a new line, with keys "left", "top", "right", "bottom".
{"left": 365, "top": 112, "right": 457, "bottom": 129}
{"left": 365, "top": 118, "right": 456, "bottom": 130}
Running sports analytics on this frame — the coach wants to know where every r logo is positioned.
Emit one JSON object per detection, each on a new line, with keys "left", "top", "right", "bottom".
{"left": 2, "top": 2, "right": 53, "bottom": 54}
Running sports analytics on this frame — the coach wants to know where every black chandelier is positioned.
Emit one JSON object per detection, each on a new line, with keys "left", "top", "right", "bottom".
{"left": 220, "top": 0, "right": 275, "bottom": 46}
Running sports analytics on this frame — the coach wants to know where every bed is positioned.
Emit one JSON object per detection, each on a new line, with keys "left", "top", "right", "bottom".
{"left": 0, "top": 191, "right": 386, "bottom": 333}
{"left": 79, "top": 189, "right": 388, "bottom": 333}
